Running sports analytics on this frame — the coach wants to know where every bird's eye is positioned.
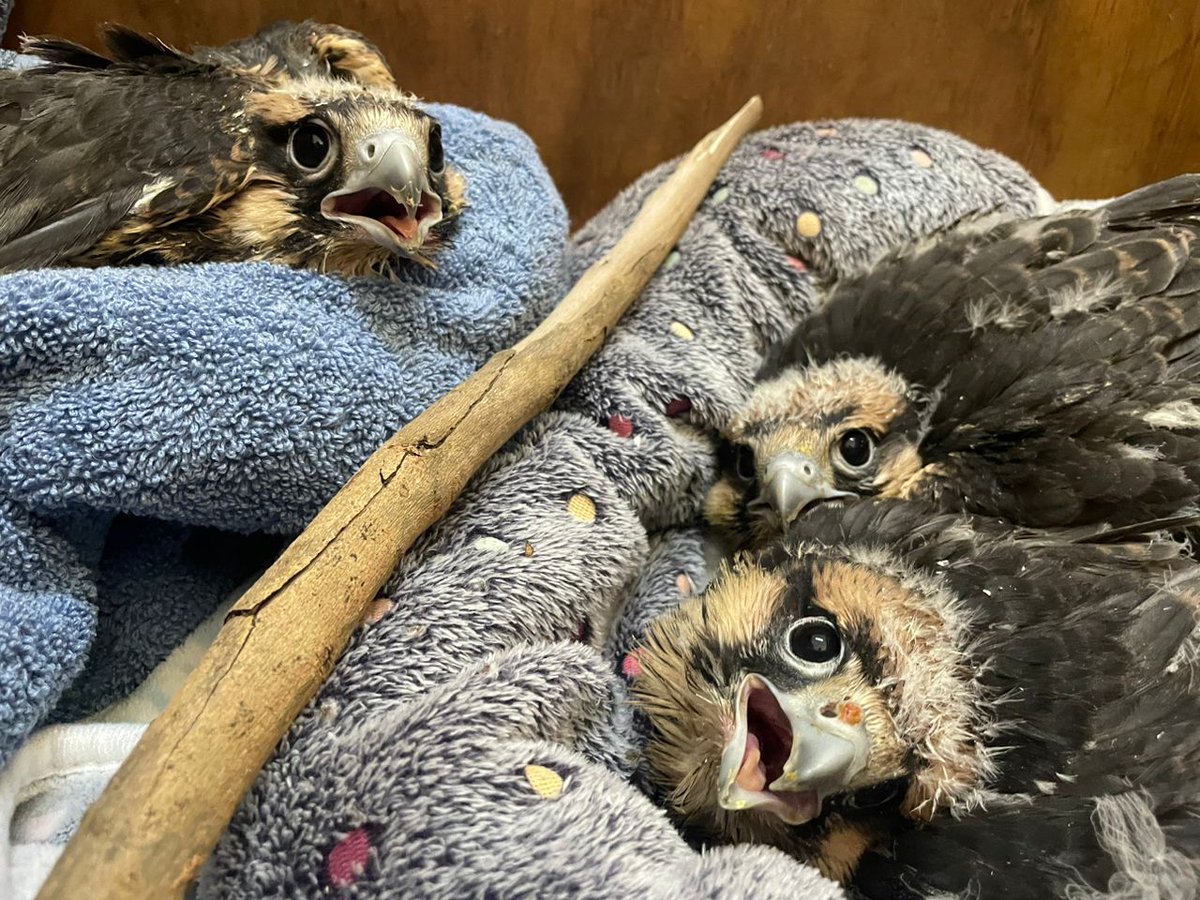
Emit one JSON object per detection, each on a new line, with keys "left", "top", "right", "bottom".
{"left": 733, "top": 444, "right": 756, "bottom": 482}
{"left": 786, "top": 617, "right": 843, "bottom": 671}
{"left": 427, "top": 122, "right": 445, "bottom": 173}
{"left": 836, "top": 429, "right": 874, "bottom": 469}
{"left": 288, "top": 120, "right": 336, "bottom": 174}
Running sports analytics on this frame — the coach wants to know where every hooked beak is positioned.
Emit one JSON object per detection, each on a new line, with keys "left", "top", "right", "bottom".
{"left": 321, "top": 130, "right": 445, "bottom": 255}
{"left": 762, "top": 452, "right": 854, "bottom": 524}
{"left": 717, "top": 675, "right": 870, "bottom": 825}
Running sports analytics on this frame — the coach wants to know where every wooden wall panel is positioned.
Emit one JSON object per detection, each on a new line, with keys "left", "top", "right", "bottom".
{"left": 7, "top": 0, "right": 1200, "bottom": 225}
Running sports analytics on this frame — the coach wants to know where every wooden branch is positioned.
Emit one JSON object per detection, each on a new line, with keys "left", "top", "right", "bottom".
{"left": 38, "top": 96, "right": 763, "bottom": 899}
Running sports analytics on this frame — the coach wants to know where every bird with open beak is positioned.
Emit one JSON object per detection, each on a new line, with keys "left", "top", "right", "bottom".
{"left": 0, "top": 24, "right": 464, "bottom": 276}
{"left": 633, "top": 500, "right": 1200, "bottom": 897}
{"left": 706, "top": 175, "right": 1200, "bottom": 549}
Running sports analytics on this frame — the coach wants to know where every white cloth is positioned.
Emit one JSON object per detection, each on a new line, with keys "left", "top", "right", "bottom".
{"left": 0, "top": 586, "right": 246, "bottom": 899}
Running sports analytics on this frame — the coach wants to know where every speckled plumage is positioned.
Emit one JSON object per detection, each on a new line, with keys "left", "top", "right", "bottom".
{"left": 192, "top": 20, "right": 398, "bottom": 89}
{"left": 0, "top": 24, "right": 464, "bottom": 276}
{"left": 636, "top": 499, "right": 1200, "bottom": 897}
{"left": 711, "top": 176, "right": 1200, "bottom": 547}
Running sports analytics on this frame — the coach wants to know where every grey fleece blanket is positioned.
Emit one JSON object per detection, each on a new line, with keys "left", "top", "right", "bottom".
{"left": 193, "top": 121, "right": 1045, "bottom": 896}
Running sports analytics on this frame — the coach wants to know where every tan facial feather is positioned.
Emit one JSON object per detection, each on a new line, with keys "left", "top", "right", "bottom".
{"left": 813, "top": 816, "right": 880, "bottom": 884}
{"left": 285, "top": 76, "right": 419, "bottom": 108}
{"left": 243, "top": 90, "right": 310, "bottom": 126}
{"left": 210, "top": 181, "right": 303, "bottom": 255}
{"left": 636, "top": 539, "right": 996, "bottom": 865}
{"left": 875, "top": 444, "right": 932, "bottom": 499}
{"left": 810, "top": 545, "right": 998, "bottom": 816}
{"left": 729, "top": 358, "right": 919, "bottom": 499}
{"left": 241, "top": 83, "right": 461, "bottom": 275}
{"left": 311, "top": 33, "right": 397, "bottom": 90}
{"left": 442, "top": 167, "right": 469, "bottom": 217}
{"left": 731, "top": 358, "right": 911, "bottom": 441}
{"left": 634, "top": 558, "right": 787, "bottom": 834}
{"left": 635, "top": 605, "right": 729, "bottom": 820}
{"left": 702, "top": 556, "right": 788, "bottom": 648}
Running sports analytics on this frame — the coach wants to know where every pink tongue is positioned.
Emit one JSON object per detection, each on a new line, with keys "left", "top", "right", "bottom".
{"left": 382, "top": 214, "right": 419, "bottom": 241}
{"left": 736, "top": 733, "right": 767, "bottom": 792}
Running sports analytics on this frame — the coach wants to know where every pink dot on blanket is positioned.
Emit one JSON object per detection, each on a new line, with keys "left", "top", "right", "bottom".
{"left": 622, "top": 651, "right": 644, "bottom": 678}
{"left": 608, "top": 413, "right": 634, "bottom": 438}
{"left": 665, "top": 397, "right": 692, "bottom": 417}
{"left": 761, "top": 148, "right": 786, "bottom": 160}
{"left": 786, "top": 256, "right": 808, "bottom": 273}
{"left": 326, "top": 827, "right": 372, "bottom": 888}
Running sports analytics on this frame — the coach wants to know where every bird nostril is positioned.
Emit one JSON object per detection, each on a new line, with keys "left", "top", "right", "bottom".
{"left": 365, "top": 142, "right": 377, "bottom": 158}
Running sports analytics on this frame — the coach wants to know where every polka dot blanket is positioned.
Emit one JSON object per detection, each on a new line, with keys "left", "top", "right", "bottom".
{"left": 195, "top": 120, "right": 1046, "bottom": 897}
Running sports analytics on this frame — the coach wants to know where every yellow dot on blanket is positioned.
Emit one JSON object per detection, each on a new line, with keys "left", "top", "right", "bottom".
{"left": 523, "top": 541, "right": 536, "bottom": 557}
{"left": 910, "top": 147, "right": 934, "bottom": 168}
{"left": 795, "top": 211, "right": 822, "bottom": 239}
{"left": 711, "top": 186, "right": 731, "bottom": 205}
{"left": 524, "top": 765, "right": 564, "bottom": 799}
{"left": 567, "top": 493, "right": 596, "bottom": 522}
{"left": 662, "top": 250, "right": 682, "bottom": 271}
{"left": 669, "top": 321, "right": 695, "bottom": 341}
{"left": 853, "top": 173, "right": 879, "bottom": 195}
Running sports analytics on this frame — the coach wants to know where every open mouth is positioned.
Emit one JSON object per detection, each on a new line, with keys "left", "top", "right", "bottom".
{"left": 721, "top": 677, "right": 820, "bottom": 824}
{"left": 735, "top": 683, "right": 791, "bottom": 792}
{"left": 321, "top": 187, "right": 444, "bottom": 250}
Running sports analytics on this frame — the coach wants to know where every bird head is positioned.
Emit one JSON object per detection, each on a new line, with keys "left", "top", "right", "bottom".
{"left": 196, "top": 21, "right": 398, "bottom": 89}
{"left": 229, "top": 78, "right": 465, "bottom": 273}
{"left": 633, "top": 528, "right": 987, "bottom": 851}
{"left": 706, "top": 357, "right": 931, "bottom": 545}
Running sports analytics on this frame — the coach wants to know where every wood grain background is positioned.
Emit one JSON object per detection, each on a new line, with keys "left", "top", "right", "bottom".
{"left": 7, "top": 0, "right": 1199, "bottom": 225}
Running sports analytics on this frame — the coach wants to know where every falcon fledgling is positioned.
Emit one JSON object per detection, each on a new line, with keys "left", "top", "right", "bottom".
{"left": 0, "top": 25, "right": 464, "bottom": 275}
{"left": 708, "top": 176, "right": 1200, "bottom": 547}
{"left": 634, "top": 500, "right": 1200, "bottom": 897}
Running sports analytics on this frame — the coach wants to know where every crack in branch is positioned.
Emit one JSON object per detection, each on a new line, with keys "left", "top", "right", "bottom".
{"left": 142, "top": 616, "right": 255, "bottom": 818}
{"left": 140, "top": 350, "right": 522, "bottom": 833}
{"left": 228, "top": 349, "right": 518, "bottom": 621}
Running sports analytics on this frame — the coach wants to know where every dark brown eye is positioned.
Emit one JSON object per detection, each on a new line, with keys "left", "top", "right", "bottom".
{"left": 427, "top": 121, "right": 445, "bottom": 173}
{"left": 734, "top": 444, "right": 756, "bottom": 481}
{"left": 837, "top": 429, "right": 874, "bottom": 469}
{"left": 787, "top": 617, "right": 842, "bottom": 668}
{"left": 288, "top": 120, "right": 335, "bottom": 173}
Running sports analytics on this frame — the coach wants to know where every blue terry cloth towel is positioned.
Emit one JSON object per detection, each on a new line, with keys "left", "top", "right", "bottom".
{"left": 0, "top": 97, "right": 568, "bottom": 763}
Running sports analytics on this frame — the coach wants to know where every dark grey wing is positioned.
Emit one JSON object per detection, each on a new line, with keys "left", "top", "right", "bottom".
{"left": 786, "top": 174, "right": 1200, "bottom": 387}
{"left": 0, "top": 59, "right": 246, "bottom": 271}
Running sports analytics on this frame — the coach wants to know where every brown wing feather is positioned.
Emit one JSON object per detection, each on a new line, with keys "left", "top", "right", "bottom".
{"left": 0, "top": 45, "right": 252, "bottom": 270}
